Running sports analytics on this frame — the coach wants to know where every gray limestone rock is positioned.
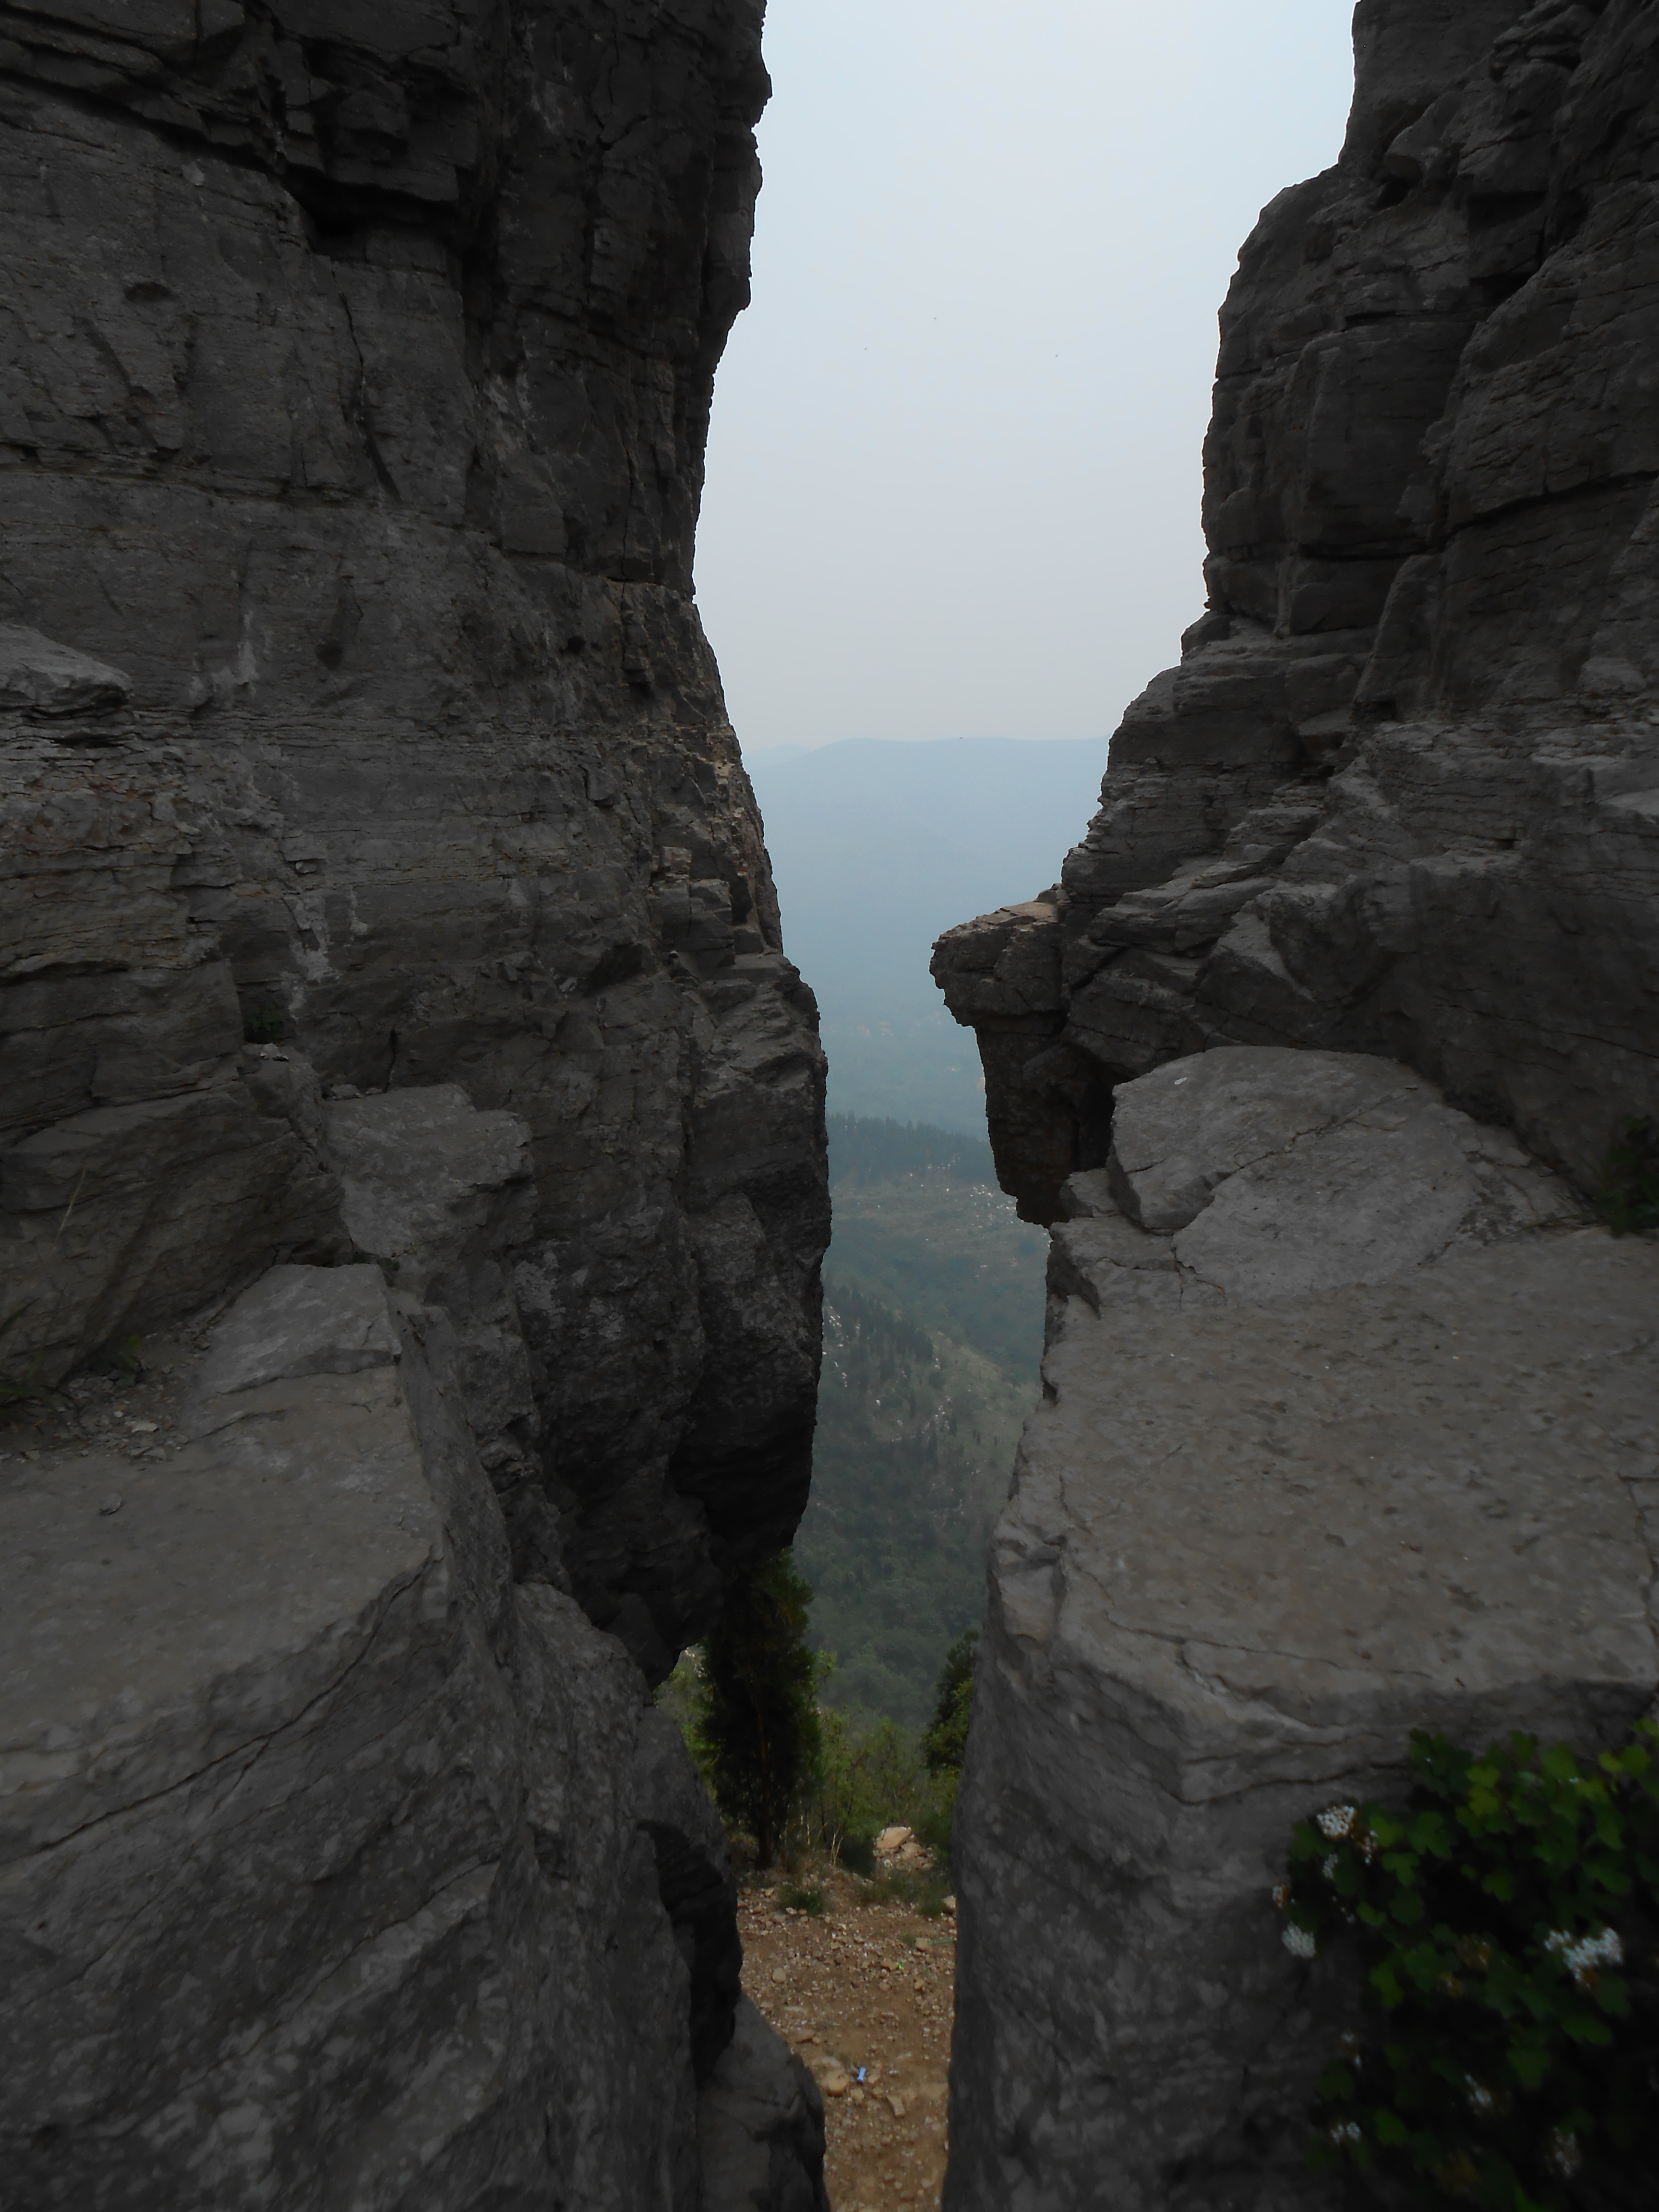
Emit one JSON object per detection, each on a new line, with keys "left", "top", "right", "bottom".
{"left": 0, "top": 0, "right": 826, "bottom": 1664}
{"left": 187, "top": 1260, "right": 400, "bottom": 1403}
{"left": 934, "top": 0, "right": 1659, "bottom": 1214}
{"left": 926, "top": 7, "right": 1659, "bottom": 2205}
{"left": 0, "top": 1, "right": 825, "bottom": 2197}
{"left": 0, "top": 1262, "right": 752, "bottom": 2207}
{"left": 324, "top": 1086, "right": 535, "bottom": 1298}
{"left": 0, "top": 624, "right": 131, "bottom": 717}
{"left": 1102, "top": 1045, "right": 1580, "bottom": 1305}
{"left": 1105, "top": 1046, "right": 1434, "bottom": 1234}
{"left": 698, "top": 1998, "right": 831, "bottom": 2212}
{"left": 946, "top": 1052, "right": 1659, "bottom": 2212}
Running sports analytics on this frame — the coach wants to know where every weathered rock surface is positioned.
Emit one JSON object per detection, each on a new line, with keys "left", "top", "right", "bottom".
{"left": 946, "top": 1049, "right": 1659, "bottom": 2212}
{"left": 935, "top": 8, "right": 1659, "bottom": 2208}
{"left": 697, "top": 1998, "right": 832, "bottom": 2212}
{"left": 934, "top": 0, "right": 1659, "bottom": 1221}
{"left": 2, "top": 1262, "right": 829, "bottom": 2208}
{"left": 0, "top": 0, "right": 827, "bottom": 1671}
{"left": 0, "top": 4, "right": 828, "bottom": 2202}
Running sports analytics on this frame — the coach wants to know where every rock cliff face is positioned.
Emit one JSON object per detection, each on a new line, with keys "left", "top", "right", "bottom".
{"left": 937, "top": 5, "right": 1659, "bottom": 2207}
{"left": 1, "top": 3, "right": 830, "bottom": 2203}
{"left": 0, "top": 0, "right": 827, "bottom": 1673}
{"left": 936, "top": 0, "right": 1659, "bottom": 1223}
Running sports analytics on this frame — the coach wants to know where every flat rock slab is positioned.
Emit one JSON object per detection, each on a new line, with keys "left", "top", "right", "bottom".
{"left": 948, "top": 1050, "right": 1659, "bottom": 2212}
{"left": 0, "top": 623, "right": 131, "bottom": 715}
{"left": 0, "top": 1262, "right": 738, "bottom": 2210}
{"left": 188, "top": 1260, "right": 401, "bottom": 1404}
{"left": 1, "top": 1358, "right": 437, "bottom": 1855}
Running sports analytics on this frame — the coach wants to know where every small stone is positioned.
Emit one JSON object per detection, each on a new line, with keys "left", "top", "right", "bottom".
{"left": 769, "top": 1965, "right": 787, "bottom": 1984}
{"left": 97, "top": 1494, "right": 122, "bottom": 1515}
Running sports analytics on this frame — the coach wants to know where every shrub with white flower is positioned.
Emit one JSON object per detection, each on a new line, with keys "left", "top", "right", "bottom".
{"left": 1544, "top": 1925, "right": 1624, "bottom": 1988}
{"left": 1272, "top": 1721, "right": 1659, "bottom": 2210}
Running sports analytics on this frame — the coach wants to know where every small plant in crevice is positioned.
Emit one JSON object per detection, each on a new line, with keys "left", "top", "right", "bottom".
{"left": 1274, "top": 1724, "right": 1659, "bottom": 2210}
{"left": 241, "top": 998, "right": 288, "bottom": 1044}
{"left": 1596, "top": 1117, "right": 1659, "bottom": 1237}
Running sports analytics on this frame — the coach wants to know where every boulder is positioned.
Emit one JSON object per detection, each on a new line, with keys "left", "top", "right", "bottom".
{"left": 698, "top": 1998, "right": 831, "bottom": 2212}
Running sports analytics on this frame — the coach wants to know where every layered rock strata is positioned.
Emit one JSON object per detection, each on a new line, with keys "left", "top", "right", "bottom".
{"left": 935, "top": 0, "right": 1659, "bottom": 1222}
{"left": 1, "top": 3, "right": 829, "bottom": 2201}
{"left": 0, "top": 0, "right": 827, "bottom": 1673}
{"left": 946, "top": 1047, "right": 1659, "bottom": 2211}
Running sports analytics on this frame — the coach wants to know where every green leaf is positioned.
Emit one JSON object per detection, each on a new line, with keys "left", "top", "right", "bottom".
{"left": 1409, "top": 1809, "right": 1452, "bottom": 1855}
{"left": 1506, "top": 2040, "right": 1549, "bottom": 2091}
{"left": 1370, "top": 1961, "right": 1404, "bottom": 2007}
{"left": 1374, "top": 2108, "right": 1409, "bottom": 2147}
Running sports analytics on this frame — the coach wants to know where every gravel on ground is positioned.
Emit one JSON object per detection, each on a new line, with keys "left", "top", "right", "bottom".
{"left": 738, "top": 1868, "right": 955, "bottom": 2212}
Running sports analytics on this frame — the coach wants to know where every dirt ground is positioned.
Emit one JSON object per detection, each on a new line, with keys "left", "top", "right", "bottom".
{"left": 738, "top": 1866, "right": 955, "bottom": 2212}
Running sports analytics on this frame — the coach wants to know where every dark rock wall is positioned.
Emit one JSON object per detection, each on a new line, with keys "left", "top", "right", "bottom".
{"left": 935, "top": 0, "right": 1659, "bottom": 1222}
{"left": 0, "top": 0, "right": 828, "bottom": 1673}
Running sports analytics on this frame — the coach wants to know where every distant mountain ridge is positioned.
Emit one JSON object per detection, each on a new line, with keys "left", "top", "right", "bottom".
{"left": 748, "top": 736, "right": 1109, "bottom": 1131}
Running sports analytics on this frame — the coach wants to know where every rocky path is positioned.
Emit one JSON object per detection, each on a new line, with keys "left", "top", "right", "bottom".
{"left": 737, "top": 1871, "right": 955, "bottom": 2212}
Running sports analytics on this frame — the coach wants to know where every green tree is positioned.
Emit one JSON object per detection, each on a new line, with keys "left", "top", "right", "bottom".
{"left": 923, "top": 1629, "right": 978, "bottom": 1775}
{"left": 700, "top": 1551, "right": 822, "bottom": 1868}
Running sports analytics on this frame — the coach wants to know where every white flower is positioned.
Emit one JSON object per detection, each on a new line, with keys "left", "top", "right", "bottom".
{"left": 1326, "top": 2120, "right": 1362, "bottom": 2147}
{"left": 1321, "top": 1854, "right": 1339, "bottom": 1882}
{"left": 1317, "top": 1805, "right": 1356, "bottom": 1840}
{"left": 1544, "top": 1925, "right": 1624, "bottom": 1986}
{"left": 1464, "top": 2076, "right": 1496, "bottom": 2117}
{"left": 1547, "top": 2128, "right": 1584, "bottom": 2179}
{"left": 1272, "top": 1881, "right": 1291, "bottom": 1910}
{"left": 1282, "top": 1924, "right": 1318, "bottom": 1960}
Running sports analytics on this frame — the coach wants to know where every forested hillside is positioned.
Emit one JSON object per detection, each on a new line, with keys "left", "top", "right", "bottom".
{"left": 795, "top": 1115, "right": 1049, "bottom": 1722}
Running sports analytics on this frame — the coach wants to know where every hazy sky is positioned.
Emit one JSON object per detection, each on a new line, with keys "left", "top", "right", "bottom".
{"left": 694, "top": 0, "right": 1358, "bottom": 752}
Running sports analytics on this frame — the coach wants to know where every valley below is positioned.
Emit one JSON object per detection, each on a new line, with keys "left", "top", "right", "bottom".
{"left": 793, "top": 1117, "right": 1048, "bottom": 1725}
